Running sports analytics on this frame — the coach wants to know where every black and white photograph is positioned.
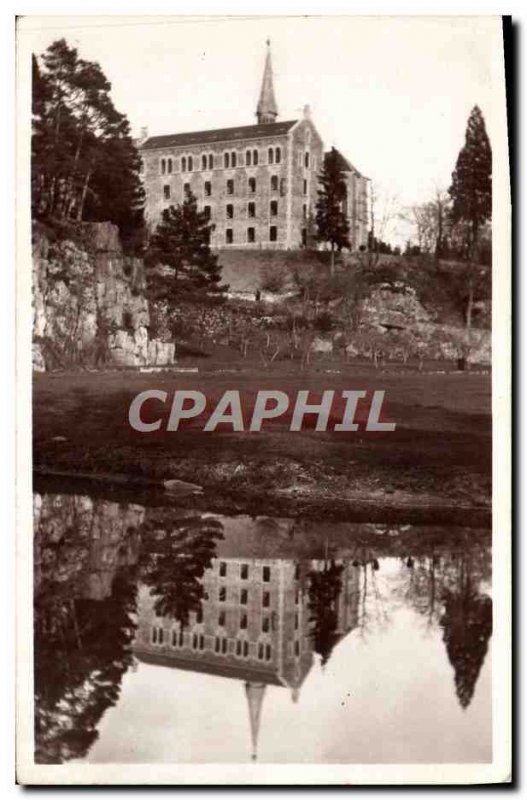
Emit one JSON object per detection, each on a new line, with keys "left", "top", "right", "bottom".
{"left": 14, "top": 11, "right": 511, "bottom": 785}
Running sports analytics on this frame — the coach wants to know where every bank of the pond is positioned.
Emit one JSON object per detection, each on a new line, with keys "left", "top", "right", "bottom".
{"left": 33, "top": 367, "right": 491, "bottom": 526}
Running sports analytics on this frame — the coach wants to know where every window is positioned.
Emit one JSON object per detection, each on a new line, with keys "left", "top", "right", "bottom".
{"left": 253, "top": 149, "right": 259, "bottom": 165}
{"left": 236, "top": 640, "right": 242, "bottom": 656}
{"left": 219, "top": 611, "right": 226, "bottom": 627}
{"left": 183, "top": 182, "right": 190, "bottom": 195}
{"left": 163, "top": 185, "right": 170, "bottom": 200}
{"left": 219, "top": 586, "right": 226, "bottom": 602}
{"left": 295, "top": 641, "right": 300, "bottom": 656}
{"left": 231, "top": 151, "right": 237, "bottom": 168}
{"left": 303, "top": 204, "right": 307, "bottom": 219}
{"left": 172, "top": 629, "right": 178, "bottom": 646}
{"left": 269, "top": 226, "right": 277, "bottom": 242}
{"left": 219, "top": 561, "right": 227, "bottom": 577}
{"left": 158, "top": 627, "right": 164, "bottom": 644}
{"left": 295, "top": 563, "right": 300, "bottom": 580}
{"left": 221, "top": 637, "right": 228, "bottom": 654}
{"left": 196, "top": 607, "right": 203, "bottom": 623}
{"left": 295, "top": 588, "right": 300, "bottom": 605}
{"left": 268, "top": 147, "right": 274, "bottom": 165}
{"left": 304, "top": 151, "right": 310, "bottom": 168}
{"left": 224, "top": 152, "right": 230, "bottom": 168}
{"left": 247, "top": 227, "right": 255, "bottom": 244}
{"left": 246, "top": 150, "right": 252, "bottom": 166}
{"left": 192, "top": 633, "right": 198, "bottom": 649}
{"left": 181, "top": 156, "right": 187, "bottom": 172}
{"left": 248, "top": 202, "right": 255, "bottom": 218}
{"left": 275, "top": 147, "right": 281, "bottom": 164}
{"left": 243, "top": 640, "right": 249, "bottom": 657}
{"left": 161, "top": 158, "right": 166, "bottom": 175}
{"left": 226, "top": 228, "right": 233, "bottom": 245}
{"left": 248, "top": 177, "right": 256, "bottom": 194}
{"left": 215, "top": 637, "right": 220, "bottom": 653}
{"left": 270, "top": 175, "right": 278, "bottom": 191}
{"left": 303, "top": 179, "right": 308, "bottom": 195}
{"left": 152, "top": 627, "right": 157, "bottom": 644}
{"left": 265, "top": 644, "right": 272, "bottom": 661}
{"left": 204, "top": 180, "right": 211, "bottom": 196}
{"left": 240, "top": 613, "right": 247, "bottom": 630}
{"left": 199, "top": 635, "right": 205, "bottom": 650}
{"left": 258, "top": 643, "right": 264, "bottom": 660}
{"left": 280, "top": 178, "right": 286, "bottom": 196}
{"left": 168, "top": 158, "right": 173, "bottom": 174}
{"left": 263, "top": 566, "right": 271, "bottom": 582}
{"left": 270, "top": 200, "right": 278, "bottom": 217}
{"left": 202, "top": 154, "right": 207, "bottom": 171}
{"left": 188, "top": 155, "right": 193, "bottom": 172}
{"left": 262, "top": 590, "right": 270, "bottom": 608}
{"left": 240, "top": 588, "right": 248, "bottom": 605}
{"left": 262, "top": 616, "right": 270, "bottom": 633}
{"left": 178, "top": 630, "right": 184, "bottom": 647}
{"left": 226, "top": 179, "right": 234, "bottom": 195}
{"left": 139, "top": 159, "right": 144, "bottom": 174}
{"left": 294, "top": 613, "right": 299, "bottom": 630}
{"left": 226, "top": 204, "right": 234, "bottom": 219}
{"left": 302, "top": 228, "right": 307, "bottom": 247}
{"left": 203, "top": 205, "right": 211, "bottom": 219}
{"left": 240, "top": 563, "right": 249, "bottom": 580}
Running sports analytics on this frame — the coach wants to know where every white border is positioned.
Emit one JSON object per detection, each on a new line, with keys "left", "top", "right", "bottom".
{"left": 12, "top": 8, "right": 512, "bottom": 788}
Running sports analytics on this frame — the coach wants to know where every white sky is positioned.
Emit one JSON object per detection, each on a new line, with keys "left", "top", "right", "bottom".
{"left": 20, "top": 14, "right": 501, "bottom": 241}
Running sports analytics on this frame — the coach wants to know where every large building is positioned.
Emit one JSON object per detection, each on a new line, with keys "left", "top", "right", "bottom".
{"left": 133, "top": 552, "right": 360, "bottom": 761}
{"left": 139, "top": 43, "right": 369, "bottom": 251}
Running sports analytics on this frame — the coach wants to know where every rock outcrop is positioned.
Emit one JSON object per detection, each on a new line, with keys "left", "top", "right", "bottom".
{"left": 32, "top": 221, "right": 176, "bottom": 370}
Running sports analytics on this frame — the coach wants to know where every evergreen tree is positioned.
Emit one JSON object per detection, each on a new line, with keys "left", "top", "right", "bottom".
{"left": 315, "top": 147, "right": 351, "bottom": 275}
{"left": 31, "top": 38, "right": 144, "bottom": 248}
{"left": 448, "top": 105, "right": 492, "bottom": 261}
{"left": 146, "top": 189, "right": 227, "bottom": 301}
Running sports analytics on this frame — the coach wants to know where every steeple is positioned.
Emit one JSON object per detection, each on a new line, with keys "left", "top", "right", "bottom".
{"left": 256, "top": 39, "right": 278, "bottom": 124}
{"left": 244, "top": 681, "right": 267, "bottom": 761}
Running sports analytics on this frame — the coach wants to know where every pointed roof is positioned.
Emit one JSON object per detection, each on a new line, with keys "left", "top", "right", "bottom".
{"left": 256, "top": 40, "right": 278, "bottom": 124}
{"left": 245, "top": 681, "right": 267, "bottom": 762}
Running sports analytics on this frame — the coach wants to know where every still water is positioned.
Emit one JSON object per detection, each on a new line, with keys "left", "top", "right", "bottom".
{"left": 33, "top": 489, "right": 492, "bottom": 765}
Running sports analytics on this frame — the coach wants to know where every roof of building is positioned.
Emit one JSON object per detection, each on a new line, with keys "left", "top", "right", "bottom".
{"left": 140, "top": 120, "right": 298, "bottom": 151}
{"left": 332, "top": 147, "right": 364, "bottom": 178}
{"left": 134, "top": 648, "right": 285, "bottom": 686}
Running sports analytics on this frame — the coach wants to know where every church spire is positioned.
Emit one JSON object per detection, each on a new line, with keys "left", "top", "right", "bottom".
{"left": 256, "top": 39, "right": 278, "bottom": 124}
{"left": 244, "top": 681, "right": 267, "bottom": 761}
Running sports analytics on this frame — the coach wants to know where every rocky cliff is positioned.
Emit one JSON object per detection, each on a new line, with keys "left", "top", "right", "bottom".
{"left": 32, "top": 221, "right": 175, "bottom": 371}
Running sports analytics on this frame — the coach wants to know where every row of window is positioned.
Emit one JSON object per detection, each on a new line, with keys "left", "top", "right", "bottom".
{"left": 160, "top": 147, "right": 283, "bottom": 175}
{"left": 224, "top": 226, "right": 280, "bottom": 244}
{"left": 218, "top": 586, "right": 272, "bottom": 606}
{"left": 218, "top": 562, "right": 272, "bottom": 581}
{"left": 151, "top": 627, "right": 272, "bottom": 660}
{"left": 162, "top": 176, "right": 308, "bottom": 202}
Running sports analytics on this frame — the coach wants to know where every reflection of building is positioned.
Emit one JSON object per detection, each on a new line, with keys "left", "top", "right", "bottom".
{"left": 134, "top": 556, "right": 359, "bottom": 760}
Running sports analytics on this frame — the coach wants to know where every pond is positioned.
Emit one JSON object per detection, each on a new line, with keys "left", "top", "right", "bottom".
{"left": 33, "top": 488, "right": 492, "bottom": 765}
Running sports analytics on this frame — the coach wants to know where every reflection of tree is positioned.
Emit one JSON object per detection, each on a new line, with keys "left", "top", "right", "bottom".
{"left": 34, "top": 569, "right": 138, "bottom": 764}
{"left": 307, "top": 560, "right": 344, "bottom": 666}
{"left": 440, "top": 586, "right": 492, "bottom": 709}
{"left": 139, "top": 513, "right": 224, "bottom": 627}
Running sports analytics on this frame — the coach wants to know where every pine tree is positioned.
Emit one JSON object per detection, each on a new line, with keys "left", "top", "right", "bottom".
{"left": 315, "top": 147, "right": 351, "bottom": 275}
{"left": 448, "top": 106, "right": 492, "bottom": 331}
{"left": 31, "top": 38, "right": 145, "bottom": 248}
{"left": 146, "top": 188, "right": 227, "bottom": 302}
{"left": 449, "top": 105, "right": 492, "bottom": 261}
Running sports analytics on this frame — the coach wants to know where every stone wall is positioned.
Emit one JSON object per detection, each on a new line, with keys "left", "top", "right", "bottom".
{"left": 32, "top": 221, "right": 176, "bottom": 370}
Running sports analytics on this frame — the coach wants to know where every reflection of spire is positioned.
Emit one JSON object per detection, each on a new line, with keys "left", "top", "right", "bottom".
{"left": 256, "top": 40, "right": 278, "bottom": 124}
{"left": 245, "top": 681, "right": 266, "bottom": 761}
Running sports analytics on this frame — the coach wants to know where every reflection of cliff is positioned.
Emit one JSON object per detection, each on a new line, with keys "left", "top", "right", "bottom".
{"left": 34, "top": 572, "right": 138, "bottom": 764}
{"left": 33, "top": 492, "right": 144, "bottom": 764}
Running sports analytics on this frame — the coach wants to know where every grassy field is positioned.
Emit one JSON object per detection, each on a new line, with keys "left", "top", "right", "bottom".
{"left": 33, "top": 360, "right": 491, "bottom": 525}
